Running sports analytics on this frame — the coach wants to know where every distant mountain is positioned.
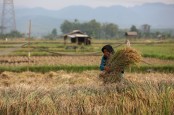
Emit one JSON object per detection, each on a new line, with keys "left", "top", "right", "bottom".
{"left": 15, "top": 3, "right": 174, "bottom": 36}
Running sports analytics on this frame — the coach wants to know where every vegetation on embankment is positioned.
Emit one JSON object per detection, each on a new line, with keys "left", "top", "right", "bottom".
{"left": 0, "top": 40, "right": 174, "bottom": 60}
{"left": 0, "top": 65, "right": 173, "bottom": 73}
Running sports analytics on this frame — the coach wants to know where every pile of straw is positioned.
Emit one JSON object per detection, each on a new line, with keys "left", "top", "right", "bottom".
{"left": 101, "top": 47, "right": 142, "bottom": 83}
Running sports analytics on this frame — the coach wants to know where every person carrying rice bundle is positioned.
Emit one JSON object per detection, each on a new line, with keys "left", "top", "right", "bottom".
{"left": 99, "top": 45, "right": 124, "bottom": 83}
{"left": 99, "top": 44, "right": 142, "bottom": 84}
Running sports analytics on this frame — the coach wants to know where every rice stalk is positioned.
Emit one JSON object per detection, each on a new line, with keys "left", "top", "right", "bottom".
{"left": 102, "top": 47, "right": 142, "bottom": 83}
{"left": 108, "top": 47, "right": 142, "bottom": 70}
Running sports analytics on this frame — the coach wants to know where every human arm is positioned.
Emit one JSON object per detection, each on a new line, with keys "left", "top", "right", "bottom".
{"left": 100, "top": 56, "right": 110, "bottom": 72}
{"left": 100, "top": 56, "right": 105, "bottom": 71}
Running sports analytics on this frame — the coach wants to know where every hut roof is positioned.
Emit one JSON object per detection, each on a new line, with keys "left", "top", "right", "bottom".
{"left": 67, "top": 34, "right": 89, "bottom": 38}
{"left": 64, "top": 30, "right": 90, "bottom": 38}
{"left": 125, "top": 32, "right": 138, "bottom": 36}
{"left": 70, "top": 30, "right": 83, "bottom": 34}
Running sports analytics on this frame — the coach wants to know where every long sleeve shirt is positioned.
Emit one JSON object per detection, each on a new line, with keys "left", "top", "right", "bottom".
{"left": 100, "top": 56, "right": 107, "bottom": 71}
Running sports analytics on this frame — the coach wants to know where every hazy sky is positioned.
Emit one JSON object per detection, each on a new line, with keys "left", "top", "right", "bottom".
{"left": 14, "top": 0, "right": 174, "bottom": 10}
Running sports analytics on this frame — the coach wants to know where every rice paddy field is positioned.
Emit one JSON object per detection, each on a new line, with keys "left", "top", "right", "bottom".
{"left": 0, "top": 38, "right": 174, "bottom": 114}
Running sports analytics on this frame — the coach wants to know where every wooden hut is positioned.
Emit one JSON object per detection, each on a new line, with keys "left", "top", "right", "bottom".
{"left": 64, "top": 30, "right": 91, "bottom": 45}
{"left": 125, "top": 31, "right": 138, "bottom": 38}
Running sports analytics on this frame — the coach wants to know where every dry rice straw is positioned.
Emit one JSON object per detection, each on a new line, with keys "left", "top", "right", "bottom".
{"left": 101, "top": 47, "right": 142, "bottom": 83}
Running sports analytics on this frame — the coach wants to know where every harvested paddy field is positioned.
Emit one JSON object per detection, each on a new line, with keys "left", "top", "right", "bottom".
{"left": 0, "top": 40, "right": 173, "bottom": 114}
{"left": 0, "top": 70, "right": 173, "bottom": 88}
{"left": 0, "top": 56, "right": 173, "bottom": 66}
{"left": 0, "top": 70, "right": 174, "bottom": 114}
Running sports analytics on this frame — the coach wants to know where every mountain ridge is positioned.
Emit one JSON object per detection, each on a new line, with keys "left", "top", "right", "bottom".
{"left": 14, "top": 3, "right": 174, "bottom": 36}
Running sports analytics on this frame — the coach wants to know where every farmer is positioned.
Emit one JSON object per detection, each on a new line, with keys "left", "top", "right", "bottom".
{"left": 99, "top": 44, "right": 124, "bottom": 82}
{"left": 100, "top": 44, "right": 114, "bottom": 72}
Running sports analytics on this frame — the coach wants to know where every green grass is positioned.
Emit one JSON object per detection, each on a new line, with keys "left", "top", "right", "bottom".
{"left": 9, "top": 42, "right": 97, "bottom": 55}
{"left": 10, "top": 51, "right": 51, "bottom": 56}
{"left": 132, "top": 43, "right": 174, "bottom": 60}
{"left": 130, "top": 65, "right": 174, "bottom": 73}
{"left": 0, "top": 65, "right": 99, "bottom": 73}
{"left": 0, "top": 65, "right": 173, "bottom": 73}
{"left": 0, "top": 40, "right": 174, "bottom": 60}
{"left": 29, "top": 42, "right": 65, "bottom": 48}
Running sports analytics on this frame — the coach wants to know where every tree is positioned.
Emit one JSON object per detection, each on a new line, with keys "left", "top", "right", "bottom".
{"left": 73, "top": 19, "right": 81, "bottom": 30}
{"left": 101, "top": 23, "right": 119, "bottom": 38}
{"left": 85, "top": 19, "right": 101, "bottom": 38}
{"left": 130, "top": 25, "right": 138, "bottom": 32}
{"left": 7, "top": 30, "right": 23, "bottom": 38}
{"left": 60, "top": 20, "right": 74, "bottom": 34}
{"left": 43, "top": 28, "right": 58, "bottom": 40}
{"left": 51, "top": 28, "right": 57, "bottom": 37}
{"left": 60, "top": 19, "right": 119, "bottom": 39}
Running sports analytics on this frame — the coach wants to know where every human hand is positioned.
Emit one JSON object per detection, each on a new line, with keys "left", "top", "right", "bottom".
{"left": 104, "top": 66, "right": 110, "bottom": 72}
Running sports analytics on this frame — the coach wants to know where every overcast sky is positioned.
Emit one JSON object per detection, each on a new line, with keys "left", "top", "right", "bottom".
{"left": 11, "top": 0, "right": 174, "bottom": 10}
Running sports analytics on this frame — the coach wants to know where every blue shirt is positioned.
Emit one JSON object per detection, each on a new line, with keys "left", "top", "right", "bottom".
{"left": 100, "top": 56, "right": 107, "bottom": 71}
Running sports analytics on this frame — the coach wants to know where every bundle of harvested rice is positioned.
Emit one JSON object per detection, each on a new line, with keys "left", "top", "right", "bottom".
{"left": 108, "top": 47, "right": 142, "bottom": 71}
{"left": 101, "top": 47, "right": 142, "bottom": 83}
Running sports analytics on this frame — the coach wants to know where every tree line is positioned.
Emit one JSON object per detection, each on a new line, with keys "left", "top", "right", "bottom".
{"left": 60, "top": 19, "right": 174, "bottom": 39}
{"left": 60, "top": 19, "right": 119, "bottom": 39}
{"left": 0, "top": 19, "right": 173, "bottom": 39}
{"left": 0, "top": 30, "right": 24, "bottom": 39}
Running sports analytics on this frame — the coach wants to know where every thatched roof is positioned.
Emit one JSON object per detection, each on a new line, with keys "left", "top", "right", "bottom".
{"left": 70, "top": 30, "right": 83, "bottom": 34}
{"left": 64, "top": 30, "right": 90, "bottom": 38}
{"left": 67, "top": 34, "right": 89, "bottom": 38}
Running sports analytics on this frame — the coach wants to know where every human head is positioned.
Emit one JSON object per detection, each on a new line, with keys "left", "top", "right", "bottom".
{"left": 101, "top": 45, "right": 114, "bottom": 58}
